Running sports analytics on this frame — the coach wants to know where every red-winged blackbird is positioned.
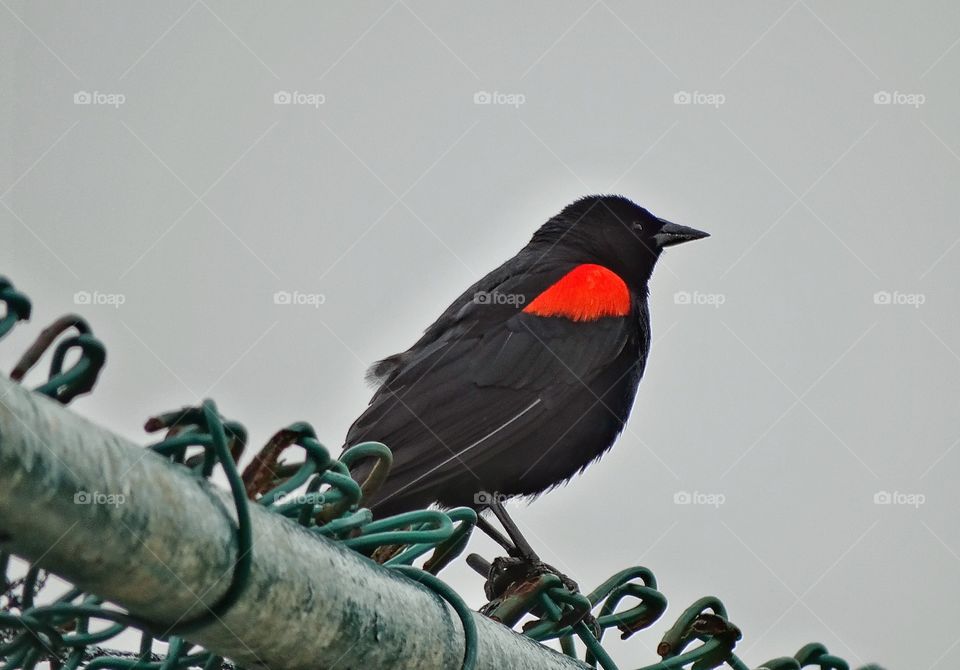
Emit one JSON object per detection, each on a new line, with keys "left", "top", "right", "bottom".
{"left": 345, "top": 195, "right": 708, "bottom": 517}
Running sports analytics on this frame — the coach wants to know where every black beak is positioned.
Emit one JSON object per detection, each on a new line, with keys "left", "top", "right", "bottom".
{"left": 652, "top": 219, "right": 710, "bottom": 248}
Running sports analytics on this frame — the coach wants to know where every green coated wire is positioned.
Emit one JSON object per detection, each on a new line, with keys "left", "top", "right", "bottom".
{"left": 0, "top": 278, "right": 31, "bottom": 339}
{"left": 143, "top": 401, "right": 253, "bottom": 637}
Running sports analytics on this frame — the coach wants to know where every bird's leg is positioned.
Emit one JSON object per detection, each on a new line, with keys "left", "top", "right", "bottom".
{"left": 475, "top": 516, "right": 518, "bottom": 556}
{"left": 487, "top": 496, "right": 540, "bottom": 562}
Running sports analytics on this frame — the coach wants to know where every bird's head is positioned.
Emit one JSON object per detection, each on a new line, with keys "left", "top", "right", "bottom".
{"left": 530, "top": 195, "right": 709, "bottom": 289}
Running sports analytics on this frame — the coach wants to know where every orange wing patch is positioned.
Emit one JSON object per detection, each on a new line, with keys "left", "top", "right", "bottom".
{"left": 522, "top": 264, "right": 630, "bottom": 321}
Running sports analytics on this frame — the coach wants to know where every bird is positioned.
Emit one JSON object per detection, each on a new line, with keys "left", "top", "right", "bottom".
{"left": 344, "top": 195, "right": 708, "bottom": 520}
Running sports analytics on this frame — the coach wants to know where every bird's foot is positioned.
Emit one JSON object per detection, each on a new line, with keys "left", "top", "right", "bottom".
{"left": 468, "top": 553, "right": 597, "bottom": 632}
{"left": 472, "top": 555, "right": 579, "bottom": 601}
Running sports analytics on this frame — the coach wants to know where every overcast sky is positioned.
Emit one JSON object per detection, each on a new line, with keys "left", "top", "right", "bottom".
{"left": 3, "top": 2, "right": 960, "bottom": 668}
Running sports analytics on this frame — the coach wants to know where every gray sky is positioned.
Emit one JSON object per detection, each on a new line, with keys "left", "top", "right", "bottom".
{"left": 2, "top": 2, "right": 959, "bottom": 667}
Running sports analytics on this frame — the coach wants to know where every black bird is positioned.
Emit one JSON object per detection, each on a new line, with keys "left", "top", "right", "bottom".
{"left": 345, "top": 195, "right": 708, "bottom": 521}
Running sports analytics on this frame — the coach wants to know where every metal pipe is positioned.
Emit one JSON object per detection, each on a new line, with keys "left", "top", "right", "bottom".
{"left": 0, "top": 376, "right": 588, "bottom": 670}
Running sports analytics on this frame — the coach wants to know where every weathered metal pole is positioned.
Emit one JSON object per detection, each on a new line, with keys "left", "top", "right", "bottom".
{"left": 0, "top": 375, "right": 589, "bottom": 670}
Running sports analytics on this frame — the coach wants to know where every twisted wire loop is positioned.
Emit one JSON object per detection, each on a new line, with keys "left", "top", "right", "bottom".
{"left": 0, "top": 276, "right": 880, "bottom": 670}
{"left": 1, "top": 277, "right": 106, "bottom": 404}
{"left": 0, "top": 278, "right": 31, "bottom": 339}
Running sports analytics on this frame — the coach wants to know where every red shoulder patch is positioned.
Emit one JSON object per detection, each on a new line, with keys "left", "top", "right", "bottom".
{"left": 522, "top": 264, "right": 630, "bottom": 321}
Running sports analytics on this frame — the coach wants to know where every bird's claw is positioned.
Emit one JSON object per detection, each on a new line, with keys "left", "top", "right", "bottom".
{"left": 475, "top": 554, "right": 600, "bottom": 633}
{"left": 480, "top": 555, "right": 581, "bottom": 603}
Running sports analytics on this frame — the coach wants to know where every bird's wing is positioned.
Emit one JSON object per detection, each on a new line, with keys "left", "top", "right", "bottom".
{"left": 470, "top": 312, "right": 633, "bottom": 395}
